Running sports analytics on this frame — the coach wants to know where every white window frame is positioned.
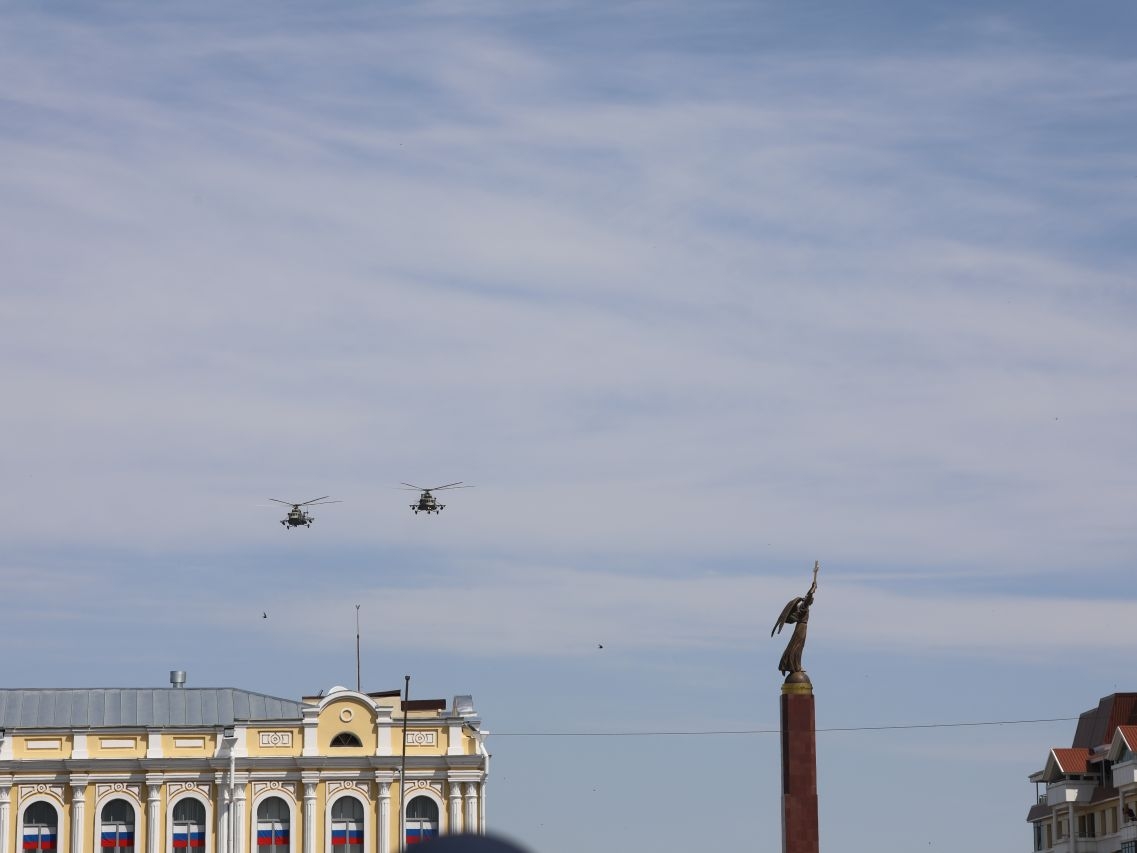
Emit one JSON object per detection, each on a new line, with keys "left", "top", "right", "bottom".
{"left": 404, "top": 792, "right": 444, "bottom": 846}
{"left": 325, "top": 793, "right": 368, "bottom": 853}
{"left": 167, "top": 794, "right": 211, "bottom": 853}
{"left": 99, "top": 796, "right": 139, "bottom": 851}
{"left": 251, "top": 792, "right": 296, "bottom": 853}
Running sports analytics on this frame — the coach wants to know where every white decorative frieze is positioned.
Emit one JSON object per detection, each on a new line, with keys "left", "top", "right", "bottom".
{"left": 259, "top": 731, "right": 293, "bottom": 748}
{"left": 168, "top": 782, "right": 209, "bottom": 798}
{"left": 404, "top": 781, "right": 441, "bottom": 796}
{"left": 327, "top": 780, "right": 367, "bottom": 797}
{"left": 96, "top": 783, "right": 141, "bottom": 801}
{"left": 405, "top": 731, "right": 437, "bottom": 747}
{"left": 252, "top": 781, "right": 295, "bottom": 798}
{"left": 100, "top": 739, "right": 136, "bottom": 749}
{"left": 19, "top": 784, "right": 63, "bottom": 803}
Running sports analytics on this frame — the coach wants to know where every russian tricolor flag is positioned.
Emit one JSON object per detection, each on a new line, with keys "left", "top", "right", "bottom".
{"left": 257, "top": 830, "right": 289, "bottom": 847}
{"left": 330, "top": 829, "right": 363, "bottom": 846}
{"left": 23, "top": 835, "right": 57, "bottom": 851}
{"left": 172, "top": 832, "right": 205, "bottom": 849}
{"left": 100, "top": 832, "right": 135, "bottom": 848}
{"left": 405, "top": 828, "right": 438, "bottom": 846}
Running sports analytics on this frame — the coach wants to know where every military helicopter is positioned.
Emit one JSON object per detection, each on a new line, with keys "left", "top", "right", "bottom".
{"left": 400, "top": 482, "right": 472, "bottom": 514}
{"left": 270, "top": 496, "right": 342, "bottom": 528}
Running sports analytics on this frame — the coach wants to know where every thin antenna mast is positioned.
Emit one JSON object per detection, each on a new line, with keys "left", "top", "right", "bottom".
{"left": 355, "top": 604, "right": 361, "bottom": 692}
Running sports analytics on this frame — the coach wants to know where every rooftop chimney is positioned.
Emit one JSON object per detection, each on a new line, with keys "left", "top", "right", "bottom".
{"left": 170, "top": 670, "right": 187, "bottom": 688}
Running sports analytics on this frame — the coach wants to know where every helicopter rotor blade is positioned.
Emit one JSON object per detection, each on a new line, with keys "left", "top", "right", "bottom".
{"left": 268, "top": 499, "right": 296, "bottom": 506}
{"left": 298, "top": 496, "right": 332, "bottom": 506}
{"left": 432, "top": 483, "right": 474, "bottom": 491}
{"left": 400, "top": 483, "right": 427, "bottom": 490}
{"left": 428, "top": 482, "right": 465, "bottom": 490}
{"left": 306, "top": 500, "right": 343, "bottom": 505}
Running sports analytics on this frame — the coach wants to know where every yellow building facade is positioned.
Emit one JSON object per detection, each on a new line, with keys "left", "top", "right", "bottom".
{"left": 0, "top": 682, "right": 488, "bottom": 853}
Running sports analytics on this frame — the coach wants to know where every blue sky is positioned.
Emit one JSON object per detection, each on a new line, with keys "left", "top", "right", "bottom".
{"left": 2, "top": 2, "right": 1136, "bottom": 851}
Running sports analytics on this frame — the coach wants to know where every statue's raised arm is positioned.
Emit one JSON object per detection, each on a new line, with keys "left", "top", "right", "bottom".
{"left": 771, "top": 561, "right": 819, "bottom": 678}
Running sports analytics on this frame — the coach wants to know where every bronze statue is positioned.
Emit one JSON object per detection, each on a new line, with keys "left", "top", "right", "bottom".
{"left": 771, "top": 562, "right": 819, "bottom": 677}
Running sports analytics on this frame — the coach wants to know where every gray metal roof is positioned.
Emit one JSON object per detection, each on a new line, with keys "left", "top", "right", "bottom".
{"left": 0, "top": 689, "right": 305, "bottom": 729}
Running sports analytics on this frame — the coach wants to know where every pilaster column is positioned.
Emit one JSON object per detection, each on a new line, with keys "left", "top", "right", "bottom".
{"left": 217, "top": 778, "right": 231, "bottom": 853}
{"left": 448, "top": 785, "right": 462, "bottom": 835}
{"left": 146, "top": 783, "right": 162, "bottom": 853}
{"left": 0, "top": 784, "right": 12, "bottom": 853}
{"left": 376, "top": 780, "right": 391, "bottom": 853}
{"left": 70, "top": 782, "right": 87, "bottom": 853}
{"left": 302, "top": 781, "right": 318, "bottom": 853}
{"left": 232, "top": 781, "right": 247, "bottom": 853}
{"left": 477, "top": 781, "right": 485, "bottom": 835}
{"left": 463, "top": 784, "right": 477, "bottom": 835}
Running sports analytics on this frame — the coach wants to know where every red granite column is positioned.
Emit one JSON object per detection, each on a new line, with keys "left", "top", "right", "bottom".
{"left": 780, "top": 673, "right": 818, "bottom": 853}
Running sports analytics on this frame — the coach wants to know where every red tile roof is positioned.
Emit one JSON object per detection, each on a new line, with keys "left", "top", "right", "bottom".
{"left": 1117, "top": 725, "right": 1137, "bottom": 751}
{"left": 1052, "top": 748, "right": 1092, "bottom": 773}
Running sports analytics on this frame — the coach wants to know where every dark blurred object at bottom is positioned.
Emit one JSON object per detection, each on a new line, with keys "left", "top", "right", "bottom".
{"left": 415, "top": 834, "right": 532, "bottom": 853}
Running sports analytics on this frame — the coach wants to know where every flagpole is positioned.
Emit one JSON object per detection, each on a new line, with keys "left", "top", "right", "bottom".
{"left": 400, "top": 674, "right": 410, "bottom": 850}
{"left": 355, "top": 604, "right": 361, "bottom": 692}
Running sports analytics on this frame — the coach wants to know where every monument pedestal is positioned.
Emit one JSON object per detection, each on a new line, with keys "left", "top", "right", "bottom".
{"left": 780, "top": 672, "right": 818, "bottom": 853}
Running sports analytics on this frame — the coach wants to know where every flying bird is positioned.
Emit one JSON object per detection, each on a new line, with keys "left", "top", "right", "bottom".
{"left": 262, "top": 612, "right": 268, "bottom": 619}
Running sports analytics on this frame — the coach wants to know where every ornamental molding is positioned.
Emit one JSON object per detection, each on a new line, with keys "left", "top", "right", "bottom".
{"left": 99, "top": 738, "right": 137, "bottom": 750}
{"left": 258, "top": 731, "right": 293, "bottom": 748}
{"left": 25, "top": 740, "right": 62, "bottom": 751}
{"left": 168, "top": 781, "right": 209, "bottom": 799}
{"left": 327, "top": 780, "right": 368, "bottom": 798}
{"left": 405, "top": 731, "right": 437, "bottom": 746}
{"left": 19, "top": 784, "right": 63, "bottom": 804}
{"left": 96, "top": 783, "right": 141, "bottom": 803}
{"left": 252, "top": 781, "right": 296, "bottom": 799}
{"left": 404, "top": 781, "right": 441, "bottom": 797}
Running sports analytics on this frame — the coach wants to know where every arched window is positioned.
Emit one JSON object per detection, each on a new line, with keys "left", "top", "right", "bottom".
{"left": 257, "top": 797, "right": 290, "bottom": 853}
{"left": 171, "top": 799, "right": 206, "bottom": 850}
{"left": 405, "top": 796, "right": 439, "bottom": 846}
{"left": 330, "top": 732, "right": 362, "bottom": 747}
{"left": 101, "top": 799, "right": 136, "bottom": 850}
{"left": 23, "top": 802, "right": 59, "bottom": 851}
{"left": 329, "top": 798, "right": 363, "bottom": 853}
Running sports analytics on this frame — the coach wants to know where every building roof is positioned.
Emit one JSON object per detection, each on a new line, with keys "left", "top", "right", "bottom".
{"left": 1118, "top": 726, "right": 1137, "bottom": 751}
{"left": 0, "top": 689, "right": 304, "bottom": 729}
{"left": 1072, "top": 693, "right": 1137, "bottom": 748}
{"left": 1051, "top": 748, "right": 1092, "bottom": 774}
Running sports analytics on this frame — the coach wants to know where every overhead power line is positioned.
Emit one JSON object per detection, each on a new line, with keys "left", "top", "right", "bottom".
{"left": 491, "top": 716, "right": 1080, "bottom": 737}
